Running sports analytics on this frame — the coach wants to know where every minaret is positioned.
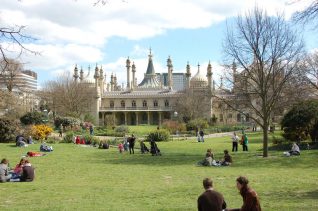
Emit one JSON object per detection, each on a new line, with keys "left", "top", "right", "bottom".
{"left": 99, "top": 66, "right": 104, "bottom": 95}
{"left": 186, "top": 61, "right": 191, "bottom": 90}
{"left": 110, "top": 73, "right": 114, "bottom": 91}
{"left": 167, "top": 56, "right": 173, "bottom": 90}
{"left": 132, "top": 62, "right": 136, "bottom": 90}
{"left": 207, "top": 61, "right": 212, "bottom": 91}
{"left": 79, "top": 67, "right": 84, "bottom": 82}
{"left": 114, "top": 74, "right": 118, "bottom": 90}
{"left": 126, "top": 57, "right": 131, "bottom": 90}
{"left": 94, "top": 64, "right": 100, "bottom": 89}
{"left": 73, "top": 65, "right": 79, "bottom": 82}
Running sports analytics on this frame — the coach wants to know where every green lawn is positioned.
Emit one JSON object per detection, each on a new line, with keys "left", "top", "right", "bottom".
{"left": 0, "top": 132, "right": 317, "bottom": 210}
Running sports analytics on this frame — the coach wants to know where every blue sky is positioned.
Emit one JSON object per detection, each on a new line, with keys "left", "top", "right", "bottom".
{"left": 1, "top": 0, "right": 317, "bottom": 88}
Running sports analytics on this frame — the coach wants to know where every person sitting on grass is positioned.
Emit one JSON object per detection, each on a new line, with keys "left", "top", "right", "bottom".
{"left": 20, "top": 159, "right": 35, "bottom": 182}
{"left": 198, "top": 152, "right": 213, "bottom": 166}
{"left": 289, "top": 142, "right": 300, "bottom": 156}
{"left": 11, "top": 158, "right": 26, "bottom": 179}
{"left": 140, "top": 141, "right": 149, "bottom": 154}
{"left": 0, "top": 158, "right": 11, "bottom": 183}
{"left": 221, "top": 150, "right": 232, "bottom": 166}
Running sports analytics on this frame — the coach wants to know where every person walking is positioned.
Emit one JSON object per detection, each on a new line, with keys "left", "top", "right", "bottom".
{"left": 197, "top": 177, "right": 227, "bottom": 211}
{"left": 231, "top": 132, "right": 239, "bottom": 152}
{"left": 227, "top": 176, "right": 261, "bottom": 211}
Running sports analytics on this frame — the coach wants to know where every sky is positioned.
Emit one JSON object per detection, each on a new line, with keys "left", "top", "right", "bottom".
{"left": 0, "top": 0, "right": 317, "bottom": 88}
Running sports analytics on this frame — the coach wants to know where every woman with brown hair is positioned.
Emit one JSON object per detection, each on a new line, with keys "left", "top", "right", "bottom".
{"left": 228, "top": 176, "right": 261, "bottom": 211}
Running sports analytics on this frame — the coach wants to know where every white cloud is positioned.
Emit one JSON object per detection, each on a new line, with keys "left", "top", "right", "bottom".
{"left": 0, "top": 0, "right": 313, "bottom": 86}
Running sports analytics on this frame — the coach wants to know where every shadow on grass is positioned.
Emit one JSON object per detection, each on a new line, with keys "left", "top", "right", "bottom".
{"left": 265, "top": 189, "right": 318, "bottom": 200}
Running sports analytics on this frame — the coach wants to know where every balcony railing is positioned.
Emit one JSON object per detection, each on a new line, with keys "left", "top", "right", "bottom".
{"left": 99, "top": 106, "right": 174, "bottom": 112}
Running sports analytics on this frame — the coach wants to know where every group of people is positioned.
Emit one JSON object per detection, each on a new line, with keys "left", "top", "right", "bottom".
{"left": 0, "top": 158, "right": 35, "bottom": 183}
{"left": 198, "top": 149, "right": 232, "bottom": 167}
{"left": 231, "top": 132, "right": 248, "bottom": 152}
{"left": 198, "top": 176, "right": 261, "bottom": 211}
{"left": 117, "top": 135, "right": 161, "bottom": 156}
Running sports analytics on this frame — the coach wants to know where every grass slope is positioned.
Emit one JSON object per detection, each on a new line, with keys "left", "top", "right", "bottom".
{"left": 0, "top": 132, "right": 317, "bottom": 210}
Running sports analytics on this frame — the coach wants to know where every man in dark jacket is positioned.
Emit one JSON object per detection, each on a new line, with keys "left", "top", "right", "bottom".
{"left": 197, "top": 178, "right": 227, "bottom": 211}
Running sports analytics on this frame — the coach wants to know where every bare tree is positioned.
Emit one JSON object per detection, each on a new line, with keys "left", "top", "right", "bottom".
{"left": 40, "top": 73, "right": 96, "bottom": 118}
{"left": 222, "top": 7, "right": 304, "bottom": 157}
{"left": 0, "top": 58, "right": 23, "bottom": 92}
{"left": 0, "top": 25, "right": 37, "bottom": 67}
{"left": 175, "top": 90, "right": 211, "bottom": 122}
{"left": 293, "top": 0, "right": 318, "bottom": 27}
{"left": 299, "top": 51, "right": 318, "bottom": 91}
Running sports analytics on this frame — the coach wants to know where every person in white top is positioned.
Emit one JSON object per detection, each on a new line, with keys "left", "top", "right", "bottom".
{"left": 289, "top": 142, "right": 300, "bottom": 156}
{"left": 231, "top": 132, "right": 239, "bottom": 152}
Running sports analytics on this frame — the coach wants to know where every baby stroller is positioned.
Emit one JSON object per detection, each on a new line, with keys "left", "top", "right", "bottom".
{"left": 150, "top": 140, "right": 161, "bottom": 156}
{"left": 140, "top": 141, "right": 149, "bottom": 154}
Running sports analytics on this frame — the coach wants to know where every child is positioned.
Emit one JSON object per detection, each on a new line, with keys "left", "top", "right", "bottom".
{"left": 118, "top": 143, "right": 124, "bottom": 153}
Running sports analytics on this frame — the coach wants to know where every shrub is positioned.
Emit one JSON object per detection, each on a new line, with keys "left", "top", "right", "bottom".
{"left": 114, "top": 125, "right": 129, "bottom": 134}
{"left": 144, "top": 129, "right": 170, "bottom": 142}
{"left": 20, "top": 111, "right": 46, "bottom": 125}
{"left": 62, "top": 131, "right": 75, "bottom": 143}
{"left": 0, "top": 118, "right": 19, "bottom": 143}
{"left": 31, "top": 124, "right": 53, "bottom": 140}
{"left": 54, "top": 116, "right": 81, "bottom": 129}
{"left": 281, "top": 100, "right": 318, "bottom": 142}
{"left": 162, "top": 120, "right": 186, "bottom": 134}
{"left": 186, "top": 118, "right": 208, "bottom": 131}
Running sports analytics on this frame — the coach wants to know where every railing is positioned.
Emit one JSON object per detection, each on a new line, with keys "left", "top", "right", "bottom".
{"left": 99, "top": 106, "right": 174, "bottom": 112}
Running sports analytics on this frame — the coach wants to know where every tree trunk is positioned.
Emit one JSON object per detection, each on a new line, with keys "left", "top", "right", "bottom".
{"left": 263, "top": 122, "right": 269, "bottom": 157}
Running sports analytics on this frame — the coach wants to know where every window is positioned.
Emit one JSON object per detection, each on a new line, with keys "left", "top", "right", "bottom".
{"left": 143, "top": 100, "right": 147, "bottom": 107}
{"left": 110, "top": 101, "right": 114, "bottom": 108}
{"left": 164, "top": 100, "right": 169, "bottom": 107}
{"left": 121, "top": 100, "right": 125, "bottom": 108}
{"left": 227, "top": 113, "right": 232, "bottom": 119}
{"left": 153, "top": 100, "right": 158, "bottom": 107}
{"left": 132, "top": 100, "right": 136, "bottom": 107}
{"left": 219, "top": 114, "right": 223, "bottom": 122}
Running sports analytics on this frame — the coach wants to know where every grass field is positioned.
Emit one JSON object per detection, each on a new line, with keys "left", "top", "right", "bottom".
{"left": 0, "top": 132, "right": 317, "bottom": 210}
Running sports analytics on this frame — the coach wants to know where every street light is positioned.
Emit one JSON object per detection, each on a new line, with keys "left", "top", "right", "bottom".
{"left": 173, "top": 111, "right": 178, "bottom": 119}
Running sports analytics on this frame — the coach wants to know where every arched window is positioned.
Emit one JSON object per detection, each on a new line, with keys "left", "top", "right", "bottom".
{"left": 164, "top": 100, "right": 169, "bottom": 107}
{"left": 153, "top": 100, "right": 158, "bottom": 107}
{"left": 143, "top": 100, "right": 147, "bottom": 107}
{"left": 121, "top": 100, "right": 125, "bottom": 108}
{"left": 110, "top": 101, "right": 114, "bottom": 108}
{"left": 132, "top": 100, "right": 136, "bottom": 107}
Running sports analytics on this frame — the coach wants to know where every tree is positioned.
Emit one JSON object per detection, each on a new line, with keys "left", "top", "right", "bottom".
{"left": 0, "top": 23, "right": 37, "bottom": 67}
{"left": 0, "top": 117, "right": 19, "bottom": 143}
{"left": 175, "top": 90, "right": 210, "bottom": 123}
{"left": 293, "top": 0, "right": 318, "bottom": 27}
{"left": 222, "top": 7, "right": 304, "bottom": 157}
{"left": 281, "top": 100, "right": 318, "bottom": 142}
{"left": 40, "top": 73, "right": 95, "bottom": 118}
{"left": 20, "top": 111, "right": 46, "bottom": 125}
{"left": 0, "top": 58, "right": 23, "bottom": 92}
{"left": 298, "top": 51, "right": 318, "bottom": 92}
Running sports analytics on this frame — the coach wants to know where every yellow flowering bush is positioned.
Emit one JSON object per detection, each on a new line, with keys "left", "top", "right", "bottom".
{"left": 31, "top": 124, "right": 53, "bottom": 140}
